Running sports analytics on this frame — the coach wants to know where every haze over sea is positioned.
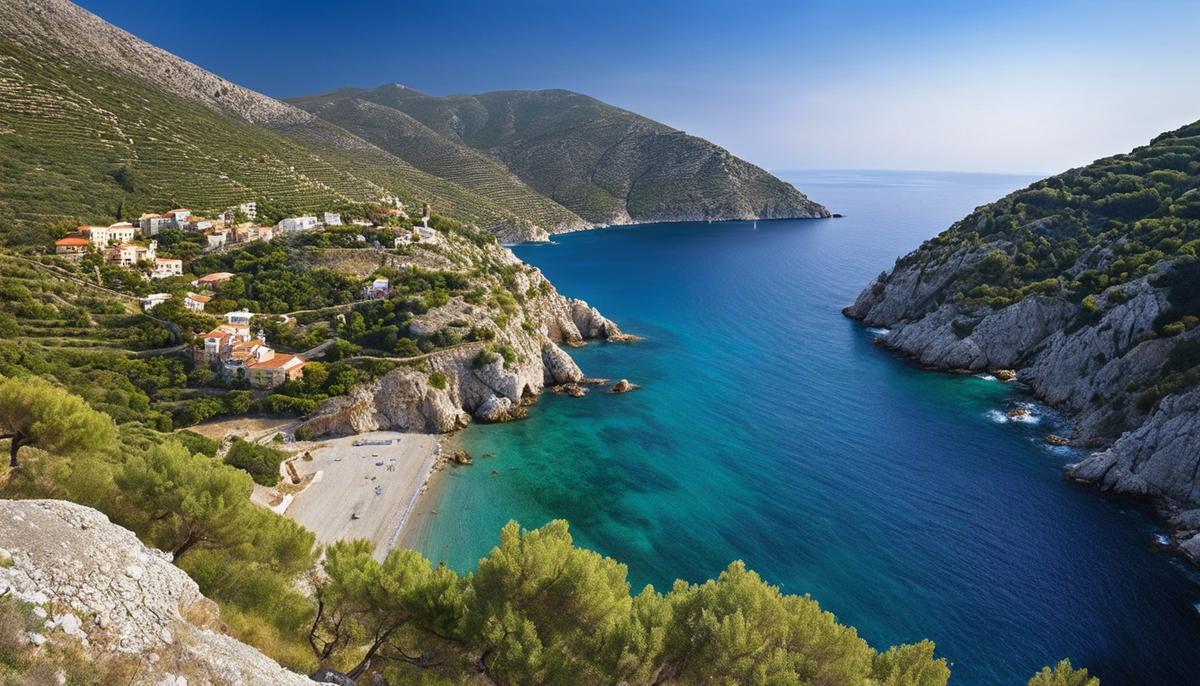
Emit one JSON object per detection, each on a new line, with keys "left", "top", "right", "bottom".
{"left": 410, "top": 170, "right": 1200, "bottom": 685}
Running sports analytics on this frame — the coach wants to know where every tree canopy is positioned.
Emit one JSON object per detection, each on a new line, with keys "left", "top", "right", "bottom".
{"left": 0, "top": 375, "right": 116, "bottom": 469}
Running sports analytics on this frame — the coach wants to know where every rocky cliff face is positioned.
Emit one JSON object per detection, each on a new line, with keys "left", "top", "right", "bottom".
{"left": 846, "top": 251, "right": 1200, "bottom": 562}
{"left": 299, "top": 233, "right": 632, "bottom": 438}
{"left": 844, "top": 120, "right": 1200, "bottom": 563}
{"left": 0, "top": 499, "right": 312, "bottom": 685}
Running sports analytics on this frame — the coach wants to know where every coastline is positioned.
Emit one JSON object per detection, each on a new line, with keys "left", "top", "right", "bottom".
{"left": 395, "top": 431, "right": 469, "bottom": 556}
{"left": 282, "top": 431, "right": 440, "bottom": 559}
{"left": 850, "top": 316, "right": 1200, "bottom": 568}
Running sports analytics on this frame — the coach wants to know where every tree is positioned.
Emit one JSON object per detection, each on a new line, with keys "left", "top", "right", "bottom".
{"left": 117, "top": 441, "right": 255, "bottom": 559}
{"left": 465, "top": 520, "right": 634, "bottom": 684}
{"left": 311, "top": 540, "right": 462, "bottom": 678}
{"left": 0, "top": 376, "right": 116, "bottom": 469}
{"left": 224, "top": 438, "right": 287, "bottom": 486}
{"left": 1028, "top": 659, "right": 1100, "bottom": 686}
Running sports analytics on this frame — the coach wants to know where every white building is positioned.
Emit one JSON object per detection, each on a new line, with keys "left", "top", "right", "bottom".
{"left": 81, "top": 223, "right": 137, "bottom": 248}
{"left": 224, "top": 310, "right": 254, "bottom": 326}
{"left": 164, "top": 209, "right": 191, "bottom": 228}
{"left": 277, "top": 216, "right": 319, "bottom": 232}
{"left": 184, "top": 292, "right": 210, "bottom": 312}
{"left": 205, "top": 231, "right": 228, "bottom": 251}
{"left": 322, "top": 212, "right": 342, "bottom": 226}
{"left": 106, "top": 240, "right": 156, "bottom": 267}
{"left": 150, "top": 257, "right": 183, "bottom": 279}
{"left": 239, "top": 202, "right": 258, "bottom": 220}
{"left": 140, "top": 293, "right": 171, "bottom": 311}
{"left": 138, "top": 213, "right": 166, "bottom": 236}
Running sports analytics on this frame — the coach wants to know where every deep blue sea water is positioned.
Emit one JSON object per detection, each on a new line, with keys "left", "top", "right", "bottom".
{"left": 413, "top": 170, "right": 1200, "bottom": 685}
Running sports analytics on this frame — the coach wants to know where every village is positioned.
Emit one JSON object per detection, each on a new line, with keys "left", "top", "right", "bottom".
{"left": 50, "top": 199, "right": 446, "bottom": 390}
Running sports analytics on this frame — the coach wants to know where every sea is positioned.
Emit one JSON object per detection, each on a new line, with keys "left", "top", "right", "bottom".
{"left": 409, "top": 170, "right": 1200, "bottom": 685}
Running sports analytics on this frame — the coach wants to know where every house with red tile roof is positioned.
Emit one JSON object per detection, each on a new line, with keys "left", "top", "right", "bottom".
{"left": 193, "top": 313, "right": 304, "bottom": 388}
{"left": 54, "top": 236, "right": 91, "bottom": 259}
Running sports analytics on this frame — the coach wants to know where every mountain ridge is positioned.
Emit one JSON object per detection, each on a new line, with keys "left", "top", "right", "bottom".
{"left": 289, "top": 84, "right": 831, "bottom": 228}
{"left": 0, "top": 0, "right": 827, "bottom": 242}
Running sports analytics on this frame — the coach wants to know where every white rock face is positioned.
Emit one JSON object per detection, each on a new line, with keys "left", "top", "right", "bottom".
{"left": 0, "top": 500, "right": 311, "bottom": 686}
{"left": 300, "top": 263, "right": 627, "bottom": 438}
{"left": 847, "top": 251, "right": 1200, "bottom": 562}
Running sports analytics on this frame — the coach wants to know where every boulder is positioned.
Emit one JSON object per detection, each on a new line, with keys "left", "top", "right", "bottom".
{"left": 610, "top": 379, "right": 638, "bottom": 394}
{"left": 475, "top": 395, "right": 516, "bottom": 423}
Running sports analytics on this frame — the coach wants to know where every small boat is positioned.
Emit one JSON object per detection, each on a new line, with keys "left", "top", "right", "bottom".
{"left": 350, "top": 512, "right": 360, "bottom": 520}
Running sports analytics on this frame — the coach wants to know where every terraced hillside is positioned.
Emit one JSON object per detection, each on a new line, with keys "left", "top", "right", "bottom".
{"left": 0, "top": 0, "right": 568, "bottom": 244}
{"left": 292, "top": 85, "right": 831, "bottom": 226}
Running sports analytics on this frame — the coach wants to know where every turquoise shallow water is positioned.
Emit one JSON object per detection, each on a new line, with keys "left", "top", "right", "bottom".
{"left": 415, "top": 170, "right": 1200, "bottom": 685}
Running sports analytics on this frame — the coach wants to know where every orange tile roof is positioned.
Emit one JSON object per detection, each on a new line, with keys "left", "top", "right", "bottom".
{"left": 249, "top": 353, "right": 302, "bottom": 370}
{"left": 55, "top": 237, "right": 90, "bottom": 246}
{"left": 186, "top": 293, "right": 212, "bottom": 303}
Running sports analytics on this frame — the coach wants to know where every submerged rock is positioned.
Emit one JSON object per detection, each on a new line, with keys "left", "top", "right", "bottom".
{"left": 1045, "top": 434, "right": 1070, "bottom": 446}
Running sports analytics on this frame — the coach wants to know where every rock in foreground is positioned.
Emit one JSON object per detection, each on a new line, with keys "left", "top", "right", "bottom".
{"left": 0, "top": 499, "right": 311, "bottom": 685}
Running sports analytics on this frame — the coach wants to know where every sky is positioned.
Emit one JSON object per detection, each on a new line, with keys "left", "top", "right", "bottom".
{"left": 76, "top": 0, "right": 1200, "bottom": 175}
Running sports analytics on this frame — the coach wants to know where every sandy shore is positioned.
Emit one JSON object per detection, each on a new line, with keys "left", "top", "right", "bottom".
{"left": 284, "top": 431, "right": 440, "bottom": 558}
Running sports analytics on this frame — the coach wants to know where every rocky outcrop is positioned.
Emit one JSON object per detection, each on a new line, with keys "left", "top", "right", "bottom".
{"left": 299, "top": 235, "right": 628, "bottom": 438}
{"left": 847, "top": 254, "right": 1200, "bottom": 562}
{"left": 0, "top": 499, "right": 311, "bottom": 685}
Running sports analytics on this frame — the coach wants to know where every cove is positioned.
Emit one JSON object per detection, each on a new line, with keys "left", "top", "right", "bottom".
{"left": 408, "top": 170, "right": 1200, "bottom": 685}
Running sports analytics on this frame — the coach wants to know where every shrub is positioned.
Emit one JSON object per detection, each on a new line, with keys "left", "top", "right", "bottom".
{"left": 472, "top": 349, "right": 500, "bottom": 369}
{"left": 429, "top": 370, "right": 448, "bottom": 390}
{"left": 224, "top": 439, "right": 288, "bottom": 486}
{"left": 173, "top": 430, "right": 219, "bottom": 457}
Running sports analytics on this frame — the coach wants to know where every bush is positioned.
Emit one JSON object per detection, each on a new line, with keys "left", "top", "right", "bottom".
{"left": 224, "top": 439, "right": 288, "bottom": 486}
{"left": 429, "top": 370, "right": 448, "bottom": 390}
{"left": 173, "top": 430, "right": 219, "bottom": 457}
{"left": 472, "top": 349, "right": 500, "bottom": 369}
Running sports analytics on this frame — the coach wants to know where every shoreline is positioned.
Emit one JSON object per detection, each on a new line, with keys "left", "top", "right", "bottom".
{"left": 852, "top": 318, "right": 1200, "bottom": 569}
{"left": 394, "top": 431, "right": 469, "bottom": 556}
{"left": 282, "top": 431, "right": 440, "bottom": 559}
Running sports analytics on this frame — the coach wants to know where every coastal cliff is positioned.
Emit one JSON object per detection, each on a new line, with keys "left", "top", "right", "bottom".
{"left": 300, "top": 230, "right": 631, "bottom": 438}
{"left": 845, "top": 119, "right": 1200, "bottom": 563}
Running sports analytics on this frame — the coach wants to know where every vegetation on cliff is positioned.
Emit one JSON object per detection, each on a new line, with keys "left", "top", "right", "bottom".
{"left": 901, "top": 119, "right": 1200, "bottom": 321}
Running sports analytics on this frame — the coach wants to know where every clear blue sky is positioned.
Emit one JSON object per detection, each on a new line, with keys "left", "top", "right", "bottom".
{"left": 76, "top": 0, "right": 1200, "bottom": 175}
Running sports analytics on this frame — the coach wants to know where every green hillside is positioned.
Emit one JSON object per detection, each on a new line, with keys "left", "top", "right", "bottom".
{"left": 0, "top": 35, "right": 561, "bottom": 245}
{"left": 291, "top": 85, "right": 830, "bottom": 225}
{"left": 293, "top": 96, "right": 586, "bottom": 232}
{"left": 895, "top": 118, "right": 1200, "bottom": 311}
